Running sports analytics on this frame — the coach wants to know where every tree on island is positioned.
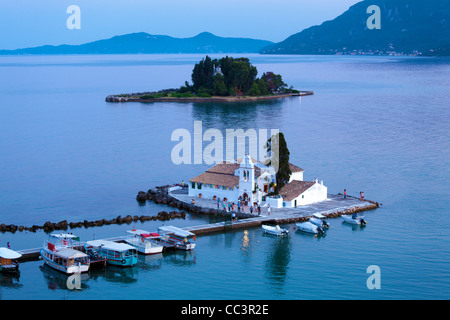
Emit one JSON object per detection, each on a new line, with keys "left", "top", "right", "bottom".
{"left": 188, "top": 56, "right": 291, "bottom": 97}
{"left": 266, "top": 132, "right": 291, "bottom": 194}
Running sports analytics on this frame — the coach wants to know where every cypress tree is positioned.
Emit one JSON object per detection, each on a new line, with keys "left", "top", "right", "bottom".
{"left": 266, "top": 132, "right": 291, "bottom": 193}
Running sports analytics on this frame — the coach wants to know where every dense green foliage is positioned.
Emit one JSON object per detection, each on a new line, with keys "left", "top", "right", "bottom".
{"left": 266, "top": 132, "right": 291, "bottom": 194}
{"left": 188, "top": 56, "right": 290, "bottom": 96}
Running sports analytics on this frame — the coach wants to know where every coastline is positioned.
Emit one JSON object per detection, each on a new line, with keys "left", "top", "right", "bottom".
{"left": 139, "top": 185, "right": 380, "bottom": 226}
{"left": 105, "top": 91, "right": 314, "bottom": 103}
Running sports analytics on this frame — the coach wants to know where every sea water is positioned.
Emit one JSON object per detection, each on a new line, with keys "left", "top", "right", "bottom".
{"left": 0, "top": 54, "right": 449, "bottom": 299}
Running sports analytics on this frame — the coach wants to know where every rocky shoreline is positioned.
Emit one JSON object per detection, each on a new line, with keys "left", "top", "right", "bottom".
{"left": 138, "top": 185, "right": 381, "bottom": 225}
{"left": 137, "top": 185, "right": 257, "bottom": 220}
{"left": 105, "top": 91, "right": 314, "bottom": 103}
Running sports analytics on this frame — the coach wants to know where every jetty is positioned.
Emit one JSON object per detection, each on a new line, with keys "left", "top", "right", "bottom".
{"left": 16, "top": 187, "right": 379, "bottom": 262}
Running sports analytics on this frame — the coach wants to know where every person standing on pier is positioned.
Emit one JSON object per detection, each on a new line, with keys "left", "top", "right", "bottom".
{"left": 267, "top": 204, "right": 271, "bottom": 215}
{"left": 344, "top": 189, "right": 347, "bottom": 199}
{"left": 257, "top": 204, "right": 261, "bottom": 215}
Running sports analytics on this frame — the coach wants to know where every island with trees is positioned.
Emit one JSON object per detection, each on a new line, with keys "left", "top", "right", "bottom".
{"left": 106, "top": 56, "right": 313, "bottom": 102}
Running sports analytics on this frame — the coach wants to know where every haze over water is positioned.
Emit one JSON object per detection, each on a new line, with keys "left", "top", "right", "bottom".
{"left": 0, "top": 54, "right": 449, "bottom": 299}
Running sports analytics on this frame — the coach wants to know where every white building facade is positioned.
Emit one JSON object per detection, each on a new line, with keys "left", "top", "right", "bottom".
{"left": 188, "top": 154, "right": 327, "bottom": 207}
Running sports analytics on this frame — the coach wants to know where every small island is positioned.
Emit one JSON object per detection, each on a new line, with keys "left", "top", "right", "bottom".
{"left": 106, "top": 56, "right": 313, "bottom": 102}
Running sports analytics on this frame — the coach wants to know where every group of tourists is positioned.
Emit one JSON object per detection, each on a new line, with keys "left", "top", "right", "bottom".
{"left": 216, "top": 197, "right": 269, "bottom": 216}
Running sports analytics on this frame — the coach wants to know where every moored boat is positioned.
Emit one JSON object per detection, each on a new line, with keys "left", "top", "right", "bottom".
{"left": 0, "top": 247, "right": 22, "bottom": 273}
{"left": 40, "top": 233, "right": 90, "bottom": 274}
{"left": 262, "top": 224, "right": 289, "bottom": 236}
{"left": 84, "top": 240, "right": 138, "bottom": 267}
{"left": 124, "top": 229, "right": 164, "bottom": 255}
{"left": 342, "top": 214, "right": 367, "bottom": 225}
{"left": 295, "top": 221, "right": 325, "bottom": 235}
{"left": 158, "top": 226, "right": 196, "bottom": 251}
{"left": 309, "top": 213, "right": 330, "bottom": 229}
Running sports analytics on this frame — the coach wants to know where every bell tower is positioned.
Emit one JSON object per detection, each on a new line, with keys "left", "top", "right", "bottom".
{"left": 238, "top": 154, "right": 255, "bottom": 203}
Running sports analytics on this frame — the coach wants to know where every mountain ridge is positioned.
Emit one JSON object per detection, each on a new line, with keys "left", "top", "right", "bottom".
{"left": 261, "top": 0, "right": 450, "bottom": 56}
{"left": 0, "top": 32, "right": 273, "bottom": 55}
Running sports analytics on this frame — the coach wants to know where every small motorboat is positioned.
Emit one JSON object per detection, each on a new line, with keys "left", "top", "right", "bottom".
{"left": 309, "top": 215, "right": 330, "bottom": 229}
{"left": 262, "top": 224, "right": 289, "bottom": 236}
{"left": 342, "top": 214, "right": 367, "bottom": 225}
{"left": 158, "top": 226, "right": 196, "bottom": 251}
{"left": 295, "top": 222, "right": 325, "bottom": 235}
{"left": 0, "top": 247, "right": 22, "bottom": 273}
{"left": 125, "top": 229, "right": 164, "bottom": 255}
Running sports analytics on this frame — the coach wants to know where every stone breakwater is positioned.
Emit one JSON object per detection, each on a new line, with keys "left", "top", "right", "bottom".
{"left": 0, "top": 210, "right": 186, "bottom": 234}
{"left": 137, "top": 185, "right": 256, "bottom": 220}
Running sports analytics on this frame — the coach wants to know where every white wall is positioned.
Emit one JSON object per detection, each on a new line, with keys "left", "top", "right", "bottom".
{"left": 284, "top": 183, "right": 327, "bottom": 207}
{"left": 267, "top": 196, "right": 283, "bottom": 208}
{"left": 289, "top": 171, "right": 304, "bottom": 182}
{"left": 189, "top": 183, "right": 238, "bottom": 201}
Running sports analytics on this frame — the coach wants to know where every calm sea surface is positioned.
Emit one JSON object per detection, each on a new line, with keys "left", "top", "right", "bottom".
{"left": 0, "top": 54, "right": 449, "bottom": 300}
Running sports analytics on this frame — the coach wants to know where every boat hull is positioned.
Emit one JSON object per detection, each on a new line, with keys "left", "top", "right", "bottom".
{"left": 40, "top": 248, "right": 89, "bottom": 274}
{"left": 176, "top": 243, "right": 196, "bottom": 251}
{"left": 262, "top": 225, "right": 289, "bottom": 236}
{"left": 342, "top": 215, "right": 366, "bottom": 225}
{"left": 124, "top": 238, "right": 164, "bottom": 255}
{"left": 0, "top": 264, "right": 19, "bottom": 273}
{"left": 295, "top": 222, "right": 324, "bottom": 235}
{"left": 105, "top": 256, "right": 138, "bottom": 267}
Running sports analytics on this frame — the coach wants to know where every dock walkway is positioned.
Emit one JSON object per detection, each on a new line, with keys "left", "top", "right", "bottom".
{"left": 17, "top": 193, "right": 378, "bottom": 261}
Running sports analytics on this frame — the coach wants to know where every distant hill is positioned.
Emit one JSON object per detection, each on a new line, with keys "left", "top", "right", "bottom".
{"left": 0, "top": 32, "right": 273, "bottom": 55}
{"left": 261, "top": 0, "right": 450, "bottom": 56}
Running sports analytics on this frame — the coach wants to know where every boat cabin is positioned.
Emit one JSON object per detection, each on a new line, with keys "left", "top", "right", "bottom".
{"left": 0, "top": 247, "right": 22, "bottom": 273}
{"left": 85, "top": 240, "right": 138, "bottom": 267}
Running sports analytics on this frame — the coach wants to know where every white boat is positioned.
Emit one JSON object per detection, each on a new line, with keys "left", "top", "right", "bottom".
{"left": 262, "top": 225, "right": 289, "bottom": 236}
{"left": 342, "top": 214, "right": 367, "bottom": 225}
{"left": 0, "top": 247, "right": 22, "bottom": 273}
{"left": 295, "top": 222, "right": 325, "bottom": 235}
{"left": 158, "top": 226, "right": 196, "bottom": 251}
{"left": 85, "top": 240, "right": 138, "bottom": 267}
{"left": 309, "top": 216, "right": 330, "bottom": 229}
{"left": 124, "top": 229, "right": 164, "bottom": 255}
{"left": 40, "top": 233, "right": 90, "bottom": 274}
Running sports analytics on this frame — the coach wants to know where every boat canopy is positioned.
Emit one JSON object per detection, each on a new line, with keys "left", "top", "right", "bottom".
{"left": 50, "top": 233, "right": 79, "bottom": 238}
{"left": 0, "top": 247, "right": 22, "bottom": 259}
{"left": 158, "top": 226, "right": 195, "bottom": 238}
{"left": 86, "top": 240, "right": 135, "bottom": 252}
{"left": 54, "top": 248, "right": 88, "bottom": 259}
{"left": 127, "top": 229, "right": 149, "bottom": 236}
{"left": 313, "top": 213, "right": 326, "bottom": 219}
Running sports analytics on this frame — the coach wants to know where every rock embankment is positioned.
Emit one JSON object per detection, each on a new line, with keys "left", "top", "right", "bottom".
{"left": 0, "top": 209, "right": 186, "bottom": 234}
{"left": 137, "top": 185, "right": 255, "bottom": 219}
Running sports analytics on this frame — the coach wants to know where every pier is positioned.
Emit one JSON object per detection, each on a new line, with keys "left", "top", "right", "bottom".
{"left": 16, "top": 192, "right": 379, "bottom": 262}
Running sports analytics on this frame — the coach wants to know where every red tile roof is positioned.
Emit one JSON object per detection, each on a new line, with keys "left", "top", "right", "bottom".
{"left": 279, "top": 180, "right": 315, "bottom": 201}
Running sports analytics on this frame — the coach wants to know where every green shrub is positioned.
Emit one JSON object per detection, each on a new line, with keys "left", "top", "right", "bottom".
{"left": 196, "top": 92, "right": 212, "bottom": 98}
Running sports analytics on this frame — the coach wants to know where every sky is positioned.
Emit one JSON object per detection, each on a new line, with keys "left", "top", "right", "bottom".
{"left": 0, "top": 0, "right": 362, "bottom": 50}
